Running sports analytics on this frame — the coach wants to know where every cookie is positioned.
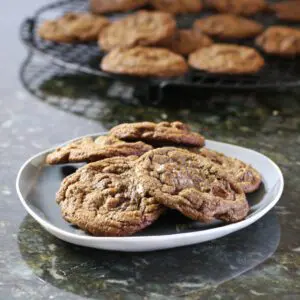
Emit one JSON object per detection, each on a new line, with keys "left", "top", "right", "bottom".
{"left": 150, "top": 0, "right": 203, "bottom": 14}
{"left": 193, "top": 14, "right": 263, "bottom": 39}
{"left": 207, "top": 0, "right": 267, "bottom": 16}
{"left": 38, "top": 12, "right": 109, "bottom": 42}
{"left": 256, "top": 26, "right": 300, "bottom": 56}
{"left": 188, "top": 44, "right": 265, "bottom": 74}
{"left": 199, "top": 148, "right": 262, "bottom": 193}
{"left": 56, "top": 156, "right": 165, "bottom": 236}
{"left": 90, "top": 0, "right": 148, "bottom": 14}
{"left": 110, "top": 121, "right": 205, "bottom": 147}
{"left": 101, "top": 47, "right": 188, "bottom": 77}
{"left": 98, "top": 10, "right": 176, "bottom": 51}
{"left": 46, "top": 136, "right": 153, "bottom": 165}
{"left": 136, "top": 148, "right": 249, "bottom": 223}
{"left": 159, "top": 29, "right": 213, "bottom": 55}
{"left": 270, "top": 1, "right": 300, "bottom": 22}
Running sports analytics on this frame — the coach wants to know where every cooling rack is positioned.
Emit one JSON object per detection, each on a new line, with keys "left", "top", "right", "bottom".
{"left": 20, "top": 0, "right": 300, "bottom": 103}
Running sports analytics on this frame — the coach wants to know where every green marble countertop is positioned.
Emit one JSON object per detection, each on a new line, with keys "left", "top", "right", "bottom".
{"left": 1, "top": 1, "right": 300, "bottom": 299}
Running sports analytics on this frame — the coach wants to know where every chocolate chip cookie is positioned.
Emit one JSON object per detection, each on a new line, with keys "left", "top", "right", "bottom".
{"left": 101, "top": 47, "right": 188, "bottom": 77}
{"left": 110, "top": 121, "right": 205, "bottom": 147}
{"left": 38, "top": 12, "right": 109, "bottom": 42}
{"left": 256, "top": 26, "right": 300, "bottom": 56}
{"left": 56, "top": 156, "right": 165, "bottom": 236}
{"left": 199, "top": 148, "right": 262, "bottom": 193}
{"left": 90, "top": 0, "right": 148, "bottom": 14}
{"left": 136, "top": 148, "right": 249, "bottom": 223}
{"left": 188, "top": 44, "right": 265, "bottom": 74}
{"left": 159, "top": 29, "right": 213, "bottom": 55}
{"left": 150, "top": 0, "right": 203, "bottom": 14}
{"left": 46, "top": 136, "right": 153, "bottom": 164}
{"left": 193, "top": 14, "right": 263, "bottom": 39}
{"left": 98, "top": 10, "right": 176, "bottom": 51}
{"left": 207, "top": 0, "right": 267, "bottom": 16}
{"left": 270, "top": 1, "right": 300, "bottom": 22}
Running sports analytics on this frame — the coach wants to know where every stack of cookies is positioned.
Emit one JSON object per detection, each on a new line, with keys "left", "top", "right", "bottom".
{"left": 38, "top": 0, "right": 300, "bottom": 77}
{"left": 46, "top": 121, "right": 262, "bottom": 236}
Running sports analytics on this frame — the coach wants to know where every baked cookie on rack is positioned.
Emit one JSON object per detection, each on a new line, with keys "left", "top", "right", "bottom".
{"left": 150, "top": 0, "right": 203, "bottom": 14}
{"left": 101, "top": 47, "right": 188, "bottom": 77}
{"left": 206, "top": 0, "right": 267, "bottom": 16}
{"left": 256, "top": 26, "right": 300, "bottom": 56}
{"left": 193, "top": 14, "right": 264, "bottom": 39}
{"left": 270, "top": 1, "right": 300, "bottom": 22}
{"left": 98, "top": 10, "right": 176, "bottom": 51}
{"left": 38, "top": 12, "right": 109, "bottom": 42}
{"left": 188, "top": 44, "right": 265, "bottom": 74}
{"left": 90, "top": 0, "right": 148, "bottom": 14}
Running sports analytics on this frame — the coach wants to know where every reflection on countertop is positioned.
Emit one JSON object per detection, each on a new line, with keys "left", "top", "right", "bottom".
{"left": 18, "top": 212, "right": 280, "bottom": 299}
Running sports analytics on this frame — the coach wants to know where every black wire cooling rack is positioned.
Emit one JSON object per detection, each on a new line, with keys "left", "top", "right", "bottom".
{"left": 20, "top": 0, "right": 300, "bottom": 103}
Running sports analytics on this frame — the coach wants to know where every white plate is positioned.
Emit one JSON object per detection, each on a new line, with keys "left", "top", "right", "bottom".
{"left": 16, "top": 133, "right": 284, "bottom": 252}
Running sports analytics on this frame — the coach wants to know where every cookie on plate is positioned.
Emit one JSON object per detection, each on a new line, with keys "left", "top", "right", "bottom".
{"left": 90, "top": 0, "right": 148, "bottom": 14}
{"left": 38, "top": 12, "right": 109, "bottom": 42}
{"left": 110, "top": 121, "right": 205, "bottom": 147}
{"left": 98, "top": 10, "right": 176, "bottom": 51}
{"left": 188, "top": 44, "right": 265, "bottom": 74}
{"left": 270, "top": 1, "right": 300, "bottom": 22}
{"left": 206, "top": 0, "right": 267, "bottom": 16}
{"left": 46, "top": 136, "right": 153, "bottom": 164}
{"left": 199, "top": 148, "right": 262, "bottom": 193}
{"left": 193, "top": 14, "right": 263, "bottom": 39}
{"left": 256, "top": 26, "right": 300, "bottom": 56}
{"left": 159, "top": 29, "right": 213, "bottom": 55}
{"left": 136, "top": 147, "right": 249, "bottom": 223}
{"left": 150, "top": 0, "right": 203, "bottom": 14}
{"left": 101, "top": 47, "right": 188, "bottom": 77}
{"left": 56, "top": 156, "right": 165, "bottom": 236}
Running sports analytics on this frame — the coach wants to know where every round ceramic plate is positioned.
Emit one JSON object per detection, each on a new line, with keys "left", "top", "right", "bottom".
{"left": 16, "top": 133, "right": 284, "bottom": 252}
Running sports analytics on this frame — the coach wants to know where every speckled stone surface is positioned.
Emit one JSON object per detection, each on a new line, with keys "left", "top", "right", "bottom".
{"left": 1, "top": 1, "right": 300, "bottom": 299}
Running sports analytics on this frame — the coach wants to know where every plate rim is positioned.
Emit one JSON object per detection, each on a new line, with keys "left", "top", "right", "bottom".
{"left": 16, "top": 133, "right": 284, "bottom": 243}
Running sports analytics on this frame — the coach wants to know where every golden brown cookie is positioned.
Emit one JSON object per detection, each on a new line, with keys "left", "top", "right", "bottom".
{"left": 207, "top": 0, "right": 267, "bottom": 16}
{"left": 46, "top": 136, "right": 153, "bottom": 164}
{"left": 193, "top": 14, "right": 263, "bottom": 39}
{"left": 256, "top": 26, "right": 300, "bottom": 56}
{"left": 101, "top": 47, "right": 188, "bottom": 77}
{"left": 90, "top": 0, "right": 148, "bottom": 14}
{"left": 56, "top": 146, "right": 250, "bottom": 236}
{"left": 188, "top": 44, "right": 265, "bottom": 74}
{"left": 270, "top": 1, "right": 300, "bottom": 22}
{"left": 159, "top": 29, "right": 213, "bottom": 55}
{"left": 57, "top": 147, "right": 249, "bottom": 235}
{"left": 136, "top": 148, "right": 249, "bottom": 223}
{"left": 56, "top": 156, "right": 165, "bottom": 236}
{"left": 199, "top": 148, "right": 262, "bottom": 193}
{"left": 150, "top": 0, "right": 203, "bottom": 14}
{"left": 98, "top": 10, "right": 176, "bottom": 51}
{"left": 110, "top": 121, "right": 205, "bottom": 147}
{"left": 38, "top": 12, "right": 109, "bottom": 42}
